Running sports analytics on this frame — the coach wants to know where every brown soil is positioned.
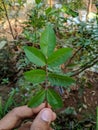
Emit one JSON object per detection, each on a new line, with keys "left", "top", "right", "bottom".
{"left": 63, "top": 86, "right": 98, "bottom": 119}
{"left": 62, "top": 71, "right": 98, "bottom": 120}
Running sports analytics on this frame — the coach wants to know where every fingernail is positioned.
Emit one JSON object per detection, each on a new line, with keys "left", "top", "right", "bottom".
{"left": 41, "top": 109, "right": 52, "bottom": 122}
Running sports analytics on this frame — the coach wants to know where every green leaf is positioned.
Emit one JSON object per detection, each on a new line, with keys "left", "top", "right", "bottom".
{"left": 45, "top": 7, "right": 52, "bottom": 15}
{"left": 97, "top": 107, "right": 98, "bottom": 130}
{"left": 24, "top": 46, "right": 46, "bottom": 66}
{"left": 0, "top": 41, "right": 7, "bottom": 50}
{"left": 28, "top": 89, "right": 45, "bottom": 107}
{"left": 35, "top": 0, "right": 41, "bottom": 4}
{"left": 24, "top": 69, "right": 46, "bottom": 84}
{"left": 48, "top": 48, "right": 72, "bottom": 67}
{"left": 47, "top": 89, "right": 63, "bottom": 109}
{"left": 4, "top": 92, "right": 14, "bottom": 114}
{"left": 48, "top": 73, "right": 75, "bottom": 87}
{"left": 61, "top": 107, "right": 77, "bottom": 115}
{"left": 61, "top": 5, "right": 78, "bottom": 17}
{"left": 0, "top": 97, "right": 3, "bottom": 118}
{"left": 40, "top": 24, "right": 56, "bottom": 57}
{"left": 18, "top": 0, "right": 22, "bottom": 5}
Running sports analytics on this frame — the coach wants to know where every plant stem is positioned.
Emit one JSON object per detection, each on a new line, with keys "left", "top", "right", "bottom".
{"left": 45, "top": 64, "right": 48, "bottom": 107}
{"left": 71, "top": 57, "right": 98, "bottom": 77}
{"left": 49, "top": 0, "right": 52, "bottom": 7}
{"left": 86, "top": 0, "right": 92, "bottom": 21}
{"left": 64, "top": 46, "right": 83, "bottom": 67}
{"left": 45, "top": 91, "right": 48, "bottom": 108}
{"left": 97, "top": 107, "right": 98, "bottom": 130}
{"left": 2, "top": 0, "right": 15, "bottom": 39}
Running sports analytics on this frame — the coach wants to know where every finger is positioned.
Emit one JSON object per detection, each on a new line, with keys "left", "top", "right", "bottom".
{"left": 49, "top": 128, "right": 54, "bottom": 130}
{"left": 30, "top": 108, "right": 56, "bottom": 130}
{"left": 18, "top": 123, "right": 54, "bottom": 130}
{"left": 0, "top": 103, "right": 46, "bottom": 130}
{"left": 32, "top": 103, "right": 47, "bottom": 113}
{"left": 32, "top": 103, "right": 51, "bottom": 114}
{"left": 18, "top": 122, "right": 32, "bottom": 130}
{"left": 15, "top": 103, "right": 47, "bottom": 118}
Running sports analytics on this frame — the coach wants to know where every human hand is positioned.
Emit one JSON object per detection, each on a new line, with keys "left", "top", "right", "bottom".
{"left": 0, "top": 103, "right": 56, "bottom": 130}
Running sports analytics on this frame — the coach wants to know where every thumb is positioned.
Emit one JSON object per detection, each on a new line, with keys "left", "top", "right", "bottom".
{"left": 30, "top": 108, "right": 56, "bottom": 130}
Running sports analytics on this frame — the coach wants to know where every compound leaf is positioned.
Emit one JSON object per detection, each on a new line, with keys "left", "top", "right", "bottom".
{"left": 47, "top": 88, "right": 63, "bottom": 109}
{"left": 24, "top": 69, "right": 46, "bottom": 84}
{"left": 40, "top": 24, "right": 56, "bottom": 57}
{"left": 48, "top": 48, "right": 72, "bottom": 67}
{"left": 48, "top": 73, "right": 75, "bottom": 87}
{"left": 28, "top": 89, "right": 45, "bottom": 107}
{"left": 24, "top": 46, "right": 46, "bottom": 66}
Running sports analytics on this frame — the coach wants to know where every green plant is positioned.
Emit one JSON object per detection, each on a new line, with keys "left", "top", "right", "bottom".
{"left": 96, "top": 107, "right": 98, "bottom": 130}
{"left": 23, "top": 0, "right": 66, "bottom": 44}
{"left": 54, "top": 112, "right": 96, "bottom": 130}
{"left": 1, "top": 77, "right": 9, "bottom": 84}
{"left": 23, "top": 1, "right": 98, "bottom": 78}
{"left": 61, "top": 107, "right": 77, "bottom": 116}
{"left": 23, "top": 24, "right": 75, "bottom": 109}
{"left": 60, "top": 21, "right": 98, "bottom": 77}
{"left": 0, "top": 89, "right": 16, "bottom": 119}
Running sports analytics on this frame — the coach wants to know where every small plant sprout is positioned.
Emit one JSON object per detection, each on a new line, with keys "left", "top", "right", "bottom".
{"left": 23, "top": 24, "right": 75, "bottom": 109}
